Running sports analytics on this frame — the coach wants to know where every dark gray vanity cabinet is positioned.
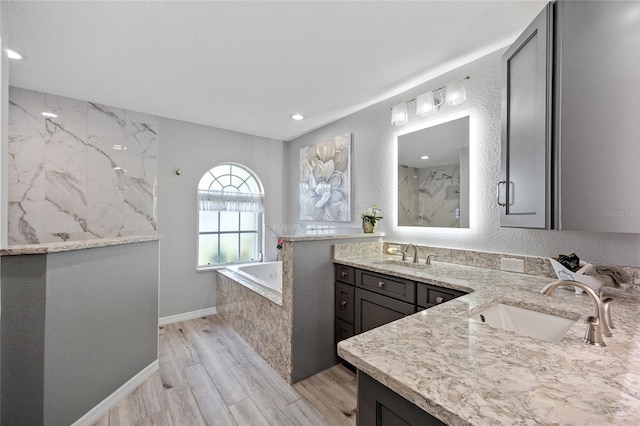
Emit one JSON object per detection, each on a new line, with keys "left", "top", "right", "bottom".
{"left": 354, "top": 269, "right": 416, "bottom": 334}
{"left": 358, "top": 371, "right": 446, "bottom": 426}
{"left": 500, "top": 3, "right": 553, "bottom": 229}
{"left": 501, "top": 1, "right": 640, "bottom": 232}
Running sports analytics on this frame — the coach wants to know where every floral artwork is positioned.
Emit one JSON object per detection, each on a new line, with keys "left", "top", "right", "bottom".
{"left": 299, "top": 133, "right": 351, "bottom": 221}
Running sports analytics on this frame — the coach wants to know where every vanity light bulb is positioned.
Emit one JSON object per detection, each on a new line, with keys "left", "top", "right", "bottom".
{"left": 416, "top": 92, "right": 436, "bottom": 117}
{"left": 445, "top": 80, "right": 467, "bottom": 107}
{"left": 391, "top": 103, "right": 408, "bottom": 126}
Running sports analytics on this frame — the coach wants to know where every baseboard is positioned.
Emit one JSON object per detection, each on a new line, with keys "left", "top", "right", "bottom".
{"left": 158, "top": 307, "right": 218, "bottom": 326}
{"left": 71, "top": 359, "right": 159, "bottom": 426}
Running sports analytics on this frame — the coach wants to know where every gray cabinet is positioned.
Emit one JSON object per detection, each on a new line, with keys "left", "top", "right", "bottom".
{"left": 501, "top": 1, "right": 640, "bottom": 233}
{"left": 555, "top": 1, "right": 640, "bottom": 233}
{"left": 354, "top": 288, "right": 415, "bottom": 334}
{"left": 500, "top": 3, "right": 553, "bottom": 229}
{"left": 358, "top": 371, "right": 446, "bottom": 426}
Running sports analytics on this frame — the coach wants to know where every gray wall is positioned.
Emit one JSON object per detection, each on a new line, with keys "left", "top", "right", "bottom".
{"left": 291, "top": 237, "right": 380, "bottom": 382}
{"left": 157, "top": 117, "right": 287, "bottom": 317}
{"left": 1, "top": 241, "right": 159, "bottom": 426}
{"left": 286, "top": 50, "right": 640, "bottom": 267}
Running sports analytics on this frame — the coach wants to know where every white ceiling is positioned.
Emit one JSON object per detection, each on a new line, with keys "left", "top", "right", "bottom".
{"left": 6, "top": 1, "right": 546, "bottom": 141}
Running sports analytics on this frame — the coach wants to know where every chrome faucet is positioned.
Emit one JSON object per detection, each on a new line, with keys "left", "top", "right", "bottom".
{"left": 401, "top": 244, "right": 419, "bottom": 263}
{"left": 540, "top": 280, "right": 608, "bottom": 346}
{"left": 426, "top": 254, "right": 438, "bottom": 265}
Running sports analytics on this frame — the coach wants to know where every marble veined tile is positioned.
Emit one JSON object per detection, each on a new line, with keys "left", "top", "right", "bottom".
{"left": 8, "top": 87, "right": 46, "bottom": 204}
{"left": 8, "top": 201, "right": 44, "bottom": 245}
{"left": 44, "top": 170, "right": 88, "bottom": 242}
{"left": 123, "top": 176, "right": 157, "bottom": 233}
{"left": 88, "top": 102, "right": 126, "bottom": 205}
{"left": 123, "top": 112, "right": 158, "bottom": 233}
{"left": 87, "top": 202, "right": 125, "bottom": 238}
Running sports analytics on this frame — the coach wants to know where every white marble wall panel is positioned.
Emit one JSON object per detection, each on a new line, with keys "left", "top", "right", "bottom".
{"left": 123, "top": 111, "right": 158, "bottom": 234}
{"left": 418, "top": 163, "right": 460, "bottom": 227}
{"left": 7, "top": 87, "right": 158, "bottom": 244}
{"left": 87, "top": 103, "right": 126, "bottom": 238}
{"left": 8, "top": 87, "right": 46, "bottom": 243}
{"left": 397, "top": 165, "right": 419, "bottom": 226}
{"left": 44, "top": 94, "right": 89, "bottom": 242}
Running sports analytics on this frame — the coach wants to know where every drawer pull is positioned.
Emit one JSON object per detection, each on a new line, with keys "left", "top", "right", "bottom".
{"left": 340, "top": 300, "right": 347, "bottom": 308}
{"left": 341, "top": 271, "right": 348, "bottom": 278}
{"left": 378, "top": 281, "right": 385, "bottom": 288}
{"left": 435, "top": 296, "right": 444, "bottom": 304}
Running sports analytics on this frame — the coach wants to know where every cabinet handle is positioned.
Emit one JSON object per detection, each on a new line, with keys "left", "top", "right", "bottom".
{"left": 496, "top": 181, "right": 507, "bottom": 207}
{"left": 435, "top": 296, "right": 444, "bottom": 304}
{"left": 340, "top": 300, "right": 347, "bottom": 308}
{"left": 341, "top": 271, "right": 348, "bottom": 278}
{"left": 378, "top": 281, "right": 385, "bottom": 288}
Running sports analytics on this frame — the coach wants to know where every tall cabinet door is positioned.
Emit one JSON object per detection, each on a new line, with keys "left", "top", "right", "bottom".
{"left": 557, "top": 1, "right": 640, "bottom": 233}
{"left": 500, "top": 4, "right": 553, "bottom": 228}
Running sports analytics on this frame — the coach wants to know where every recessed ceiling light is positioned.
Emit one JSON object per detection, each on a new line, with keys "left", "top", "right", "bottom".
{"left": 291, "top": 114, "right": 305, "bottom": 121}
{"left": 421, "top": 155, "right": 430, "bottom": 160}
{"left": 6, "top": 49, "right": 23, "bottom": 60}
{"left": 41, "top": 112, "right": 58, "bottom": 118}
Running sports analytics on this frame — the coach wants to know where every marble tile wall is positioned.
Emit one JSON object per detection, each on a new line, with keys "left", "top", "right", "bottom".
{"left": 398, "top": 163, "right": 461, "bottom": 227}
{"left": 8, "top": 87, "right": 158, "bottom": 244}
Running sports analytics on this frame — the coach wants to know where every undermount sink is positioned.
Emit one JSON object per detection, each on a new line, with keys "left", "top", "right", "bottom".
{"left": 376, "top": 259, "right": 429, "bottom": 269}
{"left": 470, "top": 302, "right": 578, "bottom": 343}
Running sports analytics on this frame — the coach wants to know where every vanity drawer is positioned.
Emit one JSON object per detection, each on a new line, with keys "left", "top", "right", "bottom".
{"left": 335, "top": 265, "right": 355, "bottom": 285}
{"left": 416, "top": 283, "right": 466, "bottom": 309}
{"left": 335, "top": 281, "right": 355, "bottom": 324}
{"left": 335, "top": 317, "right": 355, "bottom": 344}
{"left": 356, "top": 270, "right": 415, "bottom": 304}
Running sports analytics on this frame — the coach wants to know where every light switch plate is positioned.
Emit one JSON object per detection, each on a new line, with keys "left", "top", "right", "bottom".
{"left": 501, "top": 258, "right": 525, "bottom": 273}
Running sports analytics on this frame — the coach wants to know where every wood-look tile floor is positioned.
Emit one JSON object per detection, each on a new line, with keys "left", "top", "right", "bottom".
{"left": 93, "top": 315, "right": 357, "bottom": 426}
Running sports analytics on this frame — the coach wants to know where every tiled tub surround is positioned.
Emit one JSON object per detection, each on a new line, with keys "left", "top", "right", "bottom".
{"left": 216, "top": 242, "right": 294, "bottom": 383}
{"left": 216, "top": 233, "right": 383, "bottom": 384}
{"left": 8, "top": 87, "right": 158, "bottom": 245}
{"left": 335, "top": 249, "right": 640, "bottom": 424}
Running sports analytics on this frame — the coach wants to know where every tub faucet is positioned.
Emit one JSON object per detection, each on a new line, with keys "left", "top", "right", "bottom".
{"left": 540, "top": 280, "right": 608, "bottom": 346}
{"left": 402, "top": 244, "right": 419, "bottom": 263}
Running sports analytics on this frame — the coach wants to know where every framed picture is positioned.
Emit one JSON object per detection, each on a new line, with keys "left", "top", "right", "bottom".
{"left": 299, "top": 133, "right": 352, "bottom": 221}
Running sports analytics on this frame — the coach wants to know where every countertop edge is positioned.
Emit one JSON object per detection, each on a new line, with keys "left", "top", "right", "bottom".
{"left": 280, "top": 232, "right": 384, "bottom": 242}
{"left": 0, "top": 235, "right": 163, "bottom": 256}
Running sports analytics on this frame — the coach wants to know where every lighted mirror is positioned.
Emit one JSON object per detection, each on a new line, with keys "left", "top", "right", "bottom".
{"left": 397, "top": 116, "right": 470, "bottom": 228}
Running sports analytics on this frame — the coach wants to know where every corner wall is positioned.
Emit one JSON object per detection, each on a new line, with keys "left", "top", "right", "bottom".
{"left": 157, "top": 118, "right": 287, "bottom": 317}
{"left": 286, "top": 50, "right": 640, "bottom": 267}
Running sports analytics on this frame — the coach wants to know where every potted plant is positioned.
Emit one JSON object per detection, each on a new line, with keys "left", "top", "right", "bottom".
{"left": 361, "top": 204, "right": 384, "bottom": 233}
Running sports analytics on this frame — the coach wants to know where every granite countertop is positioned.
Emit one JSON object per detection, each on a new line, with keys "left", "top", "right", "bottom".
{"left": 336, "top": 254, "right": 640, "bottom": 425}
{"left": 0, "top": 235, "right": 161, "bottom": 256}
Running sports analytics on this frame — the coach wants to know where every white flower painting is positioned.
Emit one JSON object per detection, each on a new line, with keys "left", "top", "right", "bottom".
{"left": 299, "top": 133, "right": 351, "bottom": 221}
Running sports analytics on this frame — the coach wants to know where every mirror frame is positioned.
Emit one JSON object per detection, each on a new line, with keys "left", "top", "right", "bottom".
{"left": 392, "top": 109, "right": 476, "bottom": 234}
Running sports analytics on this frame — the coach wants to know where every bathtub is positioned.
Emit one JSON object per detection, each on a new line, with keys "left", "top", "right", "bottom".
{"left": 221, "top": 261, "right": 283, "bottom": 305}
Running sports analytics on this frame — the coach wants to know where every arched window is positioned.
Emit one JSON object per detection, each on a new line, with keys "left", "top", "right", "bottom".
{"left": 197, "top": 163, "right": 263, "bottom": 267}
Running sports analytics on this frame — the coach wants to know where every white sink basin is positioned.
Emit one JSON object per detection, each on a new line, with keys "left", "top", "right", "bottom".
{"left": 470, "top": 303, "right": 578, "bottom": 342}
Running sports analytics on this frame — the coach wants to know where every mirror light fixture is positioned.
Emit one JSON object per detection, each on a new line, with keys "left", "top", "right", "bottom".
{"left": 392, "top": 76, "right": 469, "bottom": 126}
{"left": 391, "top": 102, "right": 409, "bottom": 126}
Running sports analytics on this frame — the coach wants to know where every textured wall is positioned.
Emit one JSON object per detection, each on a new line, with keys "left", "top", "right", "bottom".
{"left": 1, "top": 241, "right": 159, "bottom": 426}
{"left": 7, "top": 87, "right": 158, "bottom": 244}
{"left": 286, "top": 50, "right": 640, "bottom": 267}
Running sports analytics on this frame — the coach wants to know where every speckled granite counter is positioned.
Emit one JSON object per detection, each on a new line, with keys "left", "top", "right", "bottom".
{"left": 0, "top": 235, "right": 161, "bottom": 256}
{"left": 336, "top": 253, "right": 640, "bottom": 425}
{"left": 279, "top": 231, "right": 383, "bottom": 242}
